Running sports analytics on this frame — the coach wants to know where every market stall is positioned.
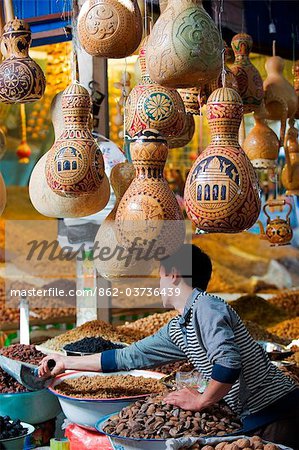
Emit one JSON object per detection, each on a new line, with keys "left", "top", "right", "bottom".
{"left": 0, "top": 0, "right": 298, "bottom": 449}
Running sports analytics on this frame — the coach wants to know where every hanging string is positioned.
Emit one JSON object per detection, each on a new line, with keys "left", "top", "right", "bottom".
{"left": 150, "top": 0, "right": 154, "bottom": 32}
{"left": 71, "top": 0, "right": 79, "bottom": 83}
{"left": 217, "top": 0, "right": 226, "bottom": 87}
{"left": 144, "top": 0, "right": 148, "bottom": 37}
{"left": 199, "top": 94, "right": 203, "bottom": 155}
{"left": 272, "top": 40, "right": 276, "bottom": 57}
{"left": 123, "top": 57, "right": 128, "bottom": 149}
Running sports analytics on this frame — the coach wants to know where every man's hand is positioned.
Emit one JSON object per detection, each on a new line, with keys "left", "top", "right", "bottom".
{"left": 38, "top": 354, "right": 66, "bottom": 378}
{"left": 164, "top": 387, "right": 203, "bottom": 411}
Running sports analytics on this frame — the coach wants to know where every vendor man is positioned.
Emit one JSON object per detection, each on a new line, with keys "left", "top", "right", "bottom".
{"left": 39, "top": 244, "right": 299, "bottom": 448}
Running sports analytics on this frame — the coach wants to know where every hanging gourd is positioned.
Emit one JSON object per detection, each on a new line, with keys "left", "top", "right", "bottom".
{"left": 115, "top": 129, "right": 185, "bottom": 254}
{"left": 0, "top": 0, "right": 46, "bottom": 103}
{"left": 258, "top": 199, "right": 293, "bottom": 246}
{"left": 281, "top": 118, "right": 299, "bottom": 195}
{"left": 294, "top": 60, "right": 299, "bottom": 119}
{"left": 184, "top": 87, "right": 261, "bottom": 233}
{"left": 94, "top": 161, "right": 154, "bottom": 278}
{"left": 16, "top": 104, "right": 31, "bottom": 163}
{"left": 125, "top": 37, "right": 186, "bottom": 139}
{"left": 45, "top": 82, "right": 106, "bottom": 197}
{"left": 180, "top": 42, "right": 238, "bottom": 114}
{"left": 230, "top": 33, "right": 264, "bottom": 113}
{"left": 29, "top": 91, "right": 110, "bottom": 218}
{"left": 146, "top": 0, "right": 222, "bottom": 88}
{"left": 77, "top": 0, "right": 142, "bottom": 58}
{"left": 263, "top": 43, "right": 298, "bottom": 146}
{"left": 168, "top": 115, "right": 195, "bottom": 149}
{"left": 243, "top": 108, "right": 280, "bottom": 169}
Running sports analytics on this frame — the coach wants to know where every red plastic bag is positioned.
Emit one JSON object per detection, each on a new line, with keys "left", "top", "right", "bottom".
{"left": 65, "top": 424, "right": 112, "bottom": 450}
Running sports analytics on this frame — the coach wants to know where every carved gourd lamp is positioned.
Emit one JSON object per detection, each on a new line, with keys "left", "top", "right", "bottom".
{"left": 184, "top": 87, "right": 261, "bottom": 232}
{"left": 243, "top": 108, "right": 280, "bottom": 169}
{"left": 77, "top": 0, "right": 142, "bottom": 58}
{"left": 0, "top": 0, "right": 46, "bottom": 103}
{"left": 146, "top": 0, "right": 222, "bottom": 88}
{"left": 294, "top": 60, "right": 299, "bottom": 119}
{"left": 230, "top": 33, "right": 264, "bottom": 114}
{"left": 263, "top": 46, "right": 298, "bottom": 146}
{"left": 115, "top": 129, "right": 185, "bottom": 255}
{"left": 45, "top": 82, "right": 106, "bottom": 197}
{"left": 94, "top": 161, "right": 154, "bottom": 278}
{"left": 125, "top": 37, "right": 186, "bottom": 138}
{"left": 30, "top": 91, "right": 110, "bottom": 218}
{"left": 281, "top": 119, "right": 299, "bottom": 195}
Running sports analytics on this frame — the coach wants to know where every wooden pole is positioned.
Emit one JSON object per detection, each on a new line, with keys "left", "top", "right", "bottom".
{"left": 3, "top": 0, "right": 14, "bottom": 22}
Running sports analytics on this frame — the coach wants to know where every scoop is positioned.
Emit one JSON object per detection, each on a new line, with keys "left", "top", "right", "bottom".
{"left": 0, "top": 354, "right": 56, "bottom": 391}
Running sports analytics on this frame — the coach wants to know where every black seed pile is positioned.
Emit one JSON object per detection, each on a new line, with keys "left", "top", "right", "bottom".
{"left": 64, "top": 336, "right": 125, "bottom": 353}
{"left": 0, "top": 415, "right": 27, "bottom": 440}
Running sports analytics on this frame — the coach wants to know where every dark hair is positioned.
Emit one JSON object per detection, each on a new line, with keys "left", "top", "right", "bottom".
{"left": 161, "top": 244, "right": 212, "bottom": 290}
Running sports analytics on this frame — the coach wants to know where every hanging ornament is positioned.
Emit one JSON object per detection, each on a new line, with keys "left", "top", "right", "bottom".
{"left": 146, "top": 0, "right": 222, "bottom": 88}
{"left": 230, "top": 33, "right": 264, "bottom": 114}
{"left": 16, "top": 104, "right": 31, "bottom": 164}
{"left": 184, "top": 87, "right": 261, "bottom": 233}
{"left": 294, "top": 60, "right": 299, "bottom": 119}
{"left": 281, "top": 118, "right": 299, "bottom": 195}
{"left": 94, "top": 161, "right": 154, "bottom": 278}
{"left": 243, "top": 107, "right": 280, "bottom": 169}
{"left": 30, "top": 91, "right": 110, "bottom": 218}
{"left": 77, "top": 0, "right": 142, "bottom": 58}
{"left": 45, "top": 82, "right": 106, "bottom": 197}
{"left": 263, "top": 42, "right": 298, "bottom": 146}
{"left": 125, "top": 37, "right": 186, "bottom": 139}
{"left": 258, "top": 199, "right": 293, "bottom": 246}
{"left": 0, "top": 171, "right": 6, "bottom": 216}
{"left": 168, "top": 115, "right": 195, "bottom": 149}
{"left": 0, "top": 0, "right": 46, "bottom": 103}
{"left": 115, "top": 129, "right": 185, "bottom": 255}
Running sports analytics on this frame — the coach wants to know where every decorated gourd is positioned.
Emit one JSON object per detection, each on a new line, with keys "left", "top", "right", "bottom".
{"left": 263, "top": 55, "right": 298, "bottom": 146}
{"left": 243, "top": 109, "right": 280, "bottom": 169}
{"left": 146, "top": 0, "right": 222, "bottom": 88}
{"left": 0, "top": 19, "right": 45, "bottom": 103}
{"left": 125, "top": 37, "right": 186, "bottom": 138}
{"left": 45, "top": 82, "right": 105, "bottom": 197}
{"left": 184, "top": 87, "right": 261, "bottom": 232}
{"left": 94, "top": 161, "right": 154, "bottom": 278}
{"left": 115, "top": 129, "right": 185, "bottom": 255}
{"left": 230, "top": 33, "right": 264, "bottom": 113}
{"left": 77, "top": 0, "right": 142, "bottom": 58}
{"left": 294, "top": 60, "right": 299, "bottom": 119}
{"left": 30, "top": 91, "right": 110, "bottom": 218}
{"left": 281, "top": 118, "right": 299, "bottom": 195}
{"left": 169, "top": 115, "right": 195, "bottom": 149}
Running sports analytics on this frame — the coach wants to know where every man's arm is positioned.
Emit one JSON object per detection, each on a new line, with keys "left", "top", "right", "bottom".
{"left": 101, "top": 321, "right": 186, "bottom": 372}
{"left": 39, "top": 321, "right": 185, "bottom": 377}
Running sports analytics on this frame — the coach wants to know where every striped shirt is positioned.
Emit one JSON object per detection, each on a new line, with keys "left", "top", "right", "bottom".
{"left": 101, "top": 289, "right": 297, "bottom": 427}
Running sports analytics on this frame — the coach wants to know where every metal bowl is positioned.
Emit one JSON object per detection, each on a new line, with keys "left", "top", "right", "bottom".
{"left": 0, "top": 422, "right": 35, "bottom": 450}
{"left": 0, "top": 389, "right": 61, "bottom": 424}
{"left": 48, "top": 370, "right": 164, "bottom": 430}
{"left": 257, "top": 341, "right": 293, "bottom": 361}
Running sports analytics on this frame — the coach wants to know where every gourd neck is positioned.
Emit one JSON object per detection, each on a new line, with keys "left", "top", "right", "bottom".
{"left": 210, "top": 133, "right": 240, "bottom": 147}
{"left": 234, "top": 54, "right": 249, "bottom": 63}
{"left": 2, "top": 24, "right": 31, "bottom": 58}
{"left": 134, "top": 165, "right": 165, "bottom": 179}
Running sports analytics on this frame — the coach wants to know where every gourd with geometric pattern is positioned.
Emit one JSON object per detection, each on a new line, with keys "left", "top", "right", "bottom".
{"left": 184, "top": 87, "right": 261, "bottom": 233}
{"left": 125, "top": 37, "right": 186, "bottom": 139}
{"left": 45, "top": 83, "right": 106, "bottom": 197}
{"left": 77, "top": 0, "right": 142, "bottom": 58}
{"left": 146, "top": 0, "right": 222, "bottom": 88}
{"left": 29, "top": 90, "right": 110, "bottom": 218}
{"left": 0, "top": 19, "right": 45, "bottom": 103}
{"left": 281, "top": 118, "right": 299, "bottom": 196}
{"left": 115, "top": 129, "right": 185, "bottom": 256}
{"left": 230, "top": 33, "right": 264, "bottom": 114}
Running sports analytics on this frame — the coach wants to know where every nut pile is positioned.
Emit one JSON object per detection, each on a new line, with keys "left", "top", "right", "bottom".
{"left": 243, "top": 320, "right": 290, "bottom": 345}
{"left": 268, "top": 290, "right": 299, "bottom": 317}
{"left": 0, "top": 344, "right": 45, "bottom": 394}
{"left": 0, "top": 344, "right": 44, "bottom": 365}
{"left": 103, "top": 395, "right": 241, "bottom": 439}
{"left": 117, "top": 311, "right": 178, "bottom": 339}
{"left": 54, "top": 375, "right": 164, "bottom": 399}
{"left": 42, "top": 320, "right": 145, "bottom": 351}
{"left": 180, "top": 436, "right": 279, "bottom": 450}
{"left": 267, "top": 317, "right": 299, "bottom": 340}
{"left": 154, "top": 360, "right": 192, "bottom": 375}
